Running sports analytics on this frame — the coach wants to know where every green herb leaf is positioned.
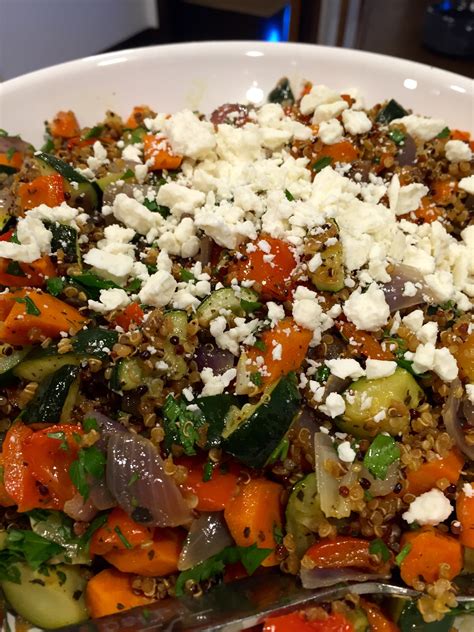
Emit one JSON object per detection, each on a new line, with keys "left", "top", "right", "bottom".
{"left": 69, "top": 445, "right": 106, "bottom": 500}
{"left": 162, "top": 395, "right": 203, "bottom": 456}
{"left": 388, "top": 129, "right": 405, "bottom": 145}
{"left": 284, "top": 189, "right": 294, "bottom": 201}
{"left": 83, "top": 125, "right": 104, "bottom": 140}
{"left": 142, "top": 198, "right": 170, "bottom": 218}
{"left": 41, "top": 137, "right": 54, "bottom": 153}
{"left": 437, "top": 127, "right": 450, "bottom": 139}
{"left": 369, "top": 538, "right": 391, "bottom": 562}
{"left": 180, "top": 268, "right": 196, "bottom": 283}
{"left": 47, "top": 431, "right": 69, "bottom": 451}
{"left": 240, "top": 298, "right": 262, "bottom": 313}
{"left": 268, "top": 437, "right": 289, "bottom": 464}
{"left": 249, "top": 371, "right": 262, "bottom": 386}
{"left": 46, "top": 276, "right": 64, "bottom": 296}
{"left": 6, "top": 529, "right": 64, "bottom": 569}
{"left": 114, "top": 526, "right": 133, "bottom": 549}
{"left": 122, "top": 168, "right": 135, "bottom": 180}
{"left": 83, "top": 417, "right": 99, "bottom": 433}
{"left": 5, "top": 260, "right": 25, "bottom": 277}
{"left": 363, "top": 435, "right": 400, "bottom": 480}
{"left": 175, "top": 544, "right": 272, "bottom": 596}
{"left": 14, "top": 296, "right": 41, "bottom": 316}
{"left": 253, "top": 339, "right": 266, "bottom": 352}
{"left": 78, "top": 513, "right": 108, "bottom": 550}
{"left": 0, "top": 129, "right": 8, "bottom": 137}
{"left": 5, "top": 147, "right": 16, "bottom": 162}
{"left": 312, "top": 156, "right": 332, "bottom": 172}
{"left": 395, "top": 542, "right": 412, "bottom": 566}
{"left": 316, "top": 365, "right": 330, "bottom": 382}
{"left": 202, "top": 460, "right": 214, "bottom": 482}
{"left": 125, "top": 278, "right": 142, "bottom": 293}
{"left": 273, "top": 523, "right": 284, "bottom": 545}
{"left": 69, "top": 272, "right": 119, "bottom": 300}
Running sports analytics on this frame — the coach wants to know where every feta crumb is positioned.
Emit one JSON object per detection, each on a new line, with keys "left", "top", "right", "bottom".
{"left": 445, "top": 139, "right": 472, "bottom": 162}
{"left": 164, "top": 109, "right": 216, "bottom": 159}
{"left": 325, "top": 358, "right": 365, "bottom": 380}
{"left": 112, "top": 193, "right": 160, "bottom": 235}
{"left": 342, "top": 109, "right": 372, "bottom": 135}
{"left": 272, "top": 343, "right": 283, "bottom": 361}
{"left": 319, "top": 392, "right": 346, "bottom": 418}
{"left": 318, "top": 118, "right": 344, "bottom": 145}
{"left": 466, "top": 384, "right": 474, "bottom": 405}
{"left": 390, "top": 114, "right": 446, "bottom": 141}
{"left": 138, "top": 270, "right": 177, "bottom": 307}
{"left": 156, "top": 182, "right": 205, "bottom": 218}
{"left": 365, "top": 359, "right": 397, "bottom": 379}
{"left": 267, "top": 301, "right": 285, "bottom": 326}
{"left": 343, "top": 283, "right": 390, "bottom": 332}
{"left": 403, "top": 281, "right": 417, "bottom": 297}
{"left": 200, "top": 367, "right": 237, "bottom": 396}
{"left": 463, "top": 482, "right": 474, "bottom": 498}
{"left": 402, "top": 488, "right": 452, "bottom": 526}
{"left": 88, "top": 288, "right": 130, "bottom": 314}
{"left": 337, "top": 441, "right": 356, "bottom": 463}
{"left": 458, "top": 175, "right": 474, "bottom": 195}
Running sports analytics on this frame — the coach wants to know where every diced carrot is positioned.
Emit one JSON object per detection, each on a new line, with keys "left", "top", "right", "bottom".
{"left": 0, "top": 288, "right": 87, "bottom": 345}
{"left": 0, "top": 454, "right": 15, "bottom": 507}
{"left": 0, "top": 152, "right": 23, "bottom": 170}
{"left": 456, "top": 490, "right": 474, "bottom": 548}
{"left": 3, "top": 422, "right": 57, "bottom": 512}
{"left": 226, "top": 235, "right": 297, "bottom": 301}
{"left": 455, "top": 332, "right": 474, "bottom": 381}
{"left": 224, "top": 478, "right": 283, "bottom": 567}
{"left": 406, "top": 449, "right": 464, "bottom": 496}
{"left": 178, "top": 457, "right": 240, "bottom": 512}
{"left": 86, "top": 568, "right": 156, "bottom": 619}
{"left": 143, "top": 134, "right": 183, "bottom": 171}
{"left": 22, "top": 424, "right": 83, "bottom": 508}
{"left": 303, "top": 536, "right": 392, "bottom": 573}
{"left": 360, "top": 600, "right": 400, "bottom": 632}
{"left": 318, "top": 140, "right": 359, "bottom": 164}
{"left": 399, "top": 528, "right": 462, "bottom": 587}
{"left": 125, "top": 106, "right": 152, "bottom": 130}
{"left": 431, "top": 179, "right": 456, "bottom": 204}
{"left": 408, "top": 198, "right": 443, "bottom": 224}
{"left": 90, "top": 508, "right": 152, "bottom": 556}
{"left": 0, "top": 255, "right": 57, "bottom": 288}
{"left": 244, "top": 318, "right": 312, "bottom": 386}
{"left": 113, "top": 302, "right": 144, "bottom": 331}
{"left": 104, "top": 529, "right": 183, "bottom": 577}
{"left": 50, "top": 110, "right": 80, "bottom": 139}
{"left": 263, "top": 612, "right": 355, "bottom": 632}
{"left": 337, "top": 321, "right": 394, "bottom": 361}
{"left": 450, "top": 129, "right": 470, "bottom": 142}
{"left": 301, "top": 82, "right": 313, "bottom": 97}
{"left": 18, "top": 174, "right": 65, "bottom": 211}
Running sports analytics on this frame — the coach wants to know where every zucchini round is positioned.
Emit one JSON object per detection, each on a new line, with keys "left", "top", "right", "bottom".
{"left": 196, "top": 287, "right": 260, "bottom": 327}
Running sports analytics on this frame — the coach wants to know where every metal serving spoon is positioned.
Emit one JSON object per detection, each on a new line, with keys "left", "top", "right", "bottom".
{"left": 60, "top": 571, "right": 474, "bottom": 632}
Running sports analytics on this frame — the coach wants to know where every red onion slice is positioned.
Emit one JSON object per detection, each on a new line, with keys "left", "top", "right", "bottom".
{"left": 301, "top": 566, "right": 389, "bottom": 589}
{"left": 382, "top": 264, "right": 426, "bottom": 312}
{"left": 314, "top": 433, "right": 356, "bottom": 519}
{"left": 63, "top": 493, "right": 98, "bottom": 522}
{"left": 194, "top": 343, "right": 235, "bottom": 375}
{"left": 178, "top": 512, "right": 233, "bottom": 571}
{"left": 106, "top": 432, "right": 191, "bottom": 527}
{"left": 443, "top": 379, "right": 474, "bottom": 460}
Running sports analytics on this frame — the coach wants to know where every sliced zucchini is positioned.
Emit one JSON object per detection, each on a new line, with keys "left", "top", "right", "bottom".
{"left": 346, "top": 607, "right": 370, "bottom": 632}
{"left": 223, "top": 372, "right": 300, "bottom": 468}
{"left": 34, "top": 152, "right": 101, "bottom": 213}
{"left": 162, "top": 310, "right": 189, "bottom": 380}
{"left": 338, "top": 367, "right": 424, "bottom": 438}
{"left": 1, "top": 563, "right": 88, "bottom": 629}
{"left": 23, "top": 364, "right": 80, "bottom": 424}
{"left": 47, "top": 222, "right": 80, "bottom": 263}
{"left": 196, "top": 287, "right": 260, "bottom": 327}
{"left": 13, "top": 352, "right": 83, "bottom": 382}
{"left": 110, "top": 357, "right": 145, "bottom": 392}
{"left": 285, "top": 473, "right": 324, "bottom": 557}
{"left": 304, "top": 221, "right": 344, "bottom": 292}
{"left": 0, "top": 344, "right": 30, "bottom": 376}
{"left": 29, "top": 511, "right": 90, "bottom": 565}
{"left": 71, "top": 327, "right": 118, "bottom": 358}
{"left": 268, "top": 77, "right": 295, "bottom": 106}
{"left": 376, "top": 99, "right": 408, "bottom": 124}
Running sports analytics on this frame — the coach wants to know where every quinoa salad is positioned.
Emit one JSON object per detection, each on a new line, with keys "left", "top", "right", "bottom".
{"left": 0, "top": 77, "right": 473, "bottom": 631}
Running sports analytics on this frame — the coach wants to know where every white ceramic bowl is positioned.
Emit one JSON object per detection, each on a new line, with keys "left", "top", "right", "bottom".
{"left": 1, "top": 41, "right": 473, "bottom": 147}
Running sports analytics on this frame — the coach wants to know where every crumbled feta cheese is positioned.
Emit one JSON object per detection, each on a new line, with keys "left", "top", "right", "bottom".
{"left": 337, "top": 441, "right": 356, "bottom": 463}
{"left": 365, "top": 359, "right": 397, "bottom": 379}
{"left": 308, "top": 252, "right": 322, "bottom": 272}
{"left": 158, "top": 217, "right": 200, "bottom": 258}
{"left": 292, "top": 286, "right": 323, "bottom": 342}
{"left": 445, "top": 139, "right": 472, "bottom": 162}
{"left": 138, "top": 270, "right": 177, "bottom": 307}
{"left": 463, "top": 482, "right": 474, "bottom": 498}
{"left": 111, "top": 193, "right": 161, "bottom": 235}
{"left": 300, "top": 84, "right": 341, "bottom": 115}
{"left": 272, "top": 343, "right": 283, "bottom": 361}
{"left": 343, "top": 283, "right": 390, "bottom": 332}
{"left": 325, "top": 358, "right": 365, "bottom": 380}
{"left": 200, "top": 367, "right": 237, "bottom": 396}
{"left": 319, "top": 392, "right": 346, "bottom": 418}
{"left": 88, "top": 288, "right": 131, "bottom": 314}
{"left": 342, "top": 109, "right": 372, "bottom": 135}
{"left": 318, "top": 118, "right": 344, "bottom": 145}
{"left": 0, "top": 215, "right": 52, "bottom": 263}
{"left": 83, "top": 249, "right": 134, "bottom": 284}
{"left": 466, "top": 384, "right": 474, "bottom": 405}
{"left": 267, "top": 301, "right": 285, "bottom": 326}
{"left": 424, "top": 270, "right": 455, "bottom": 303}
{"left": 27, "top": 202, "right": 80, "bottom": 227}
{"left": 458, "top": 175, "right": 474, "bottom": 195}
{"left": 164, "top": 109, "right": 216, "bottom": 160}
{"left": 390, "top": 115, "right": 446, "bottom": 141}
{"left": 156, "top": 182, "right": 205, "bottom": 218}
{"left": 313, "top": 100, "right": 348, "bottom": 124}
{"left": 403, "top": 281, "right": 418, "bottom": 297}
{"left": 122, "top": 143, "right": 142, "bottom": 163}
{"left": 87, "top": 141, "right": 109, "bottom": 172}
{"left": 432, "top": 347, "right": 458, "bottom": 381}
{"left": 388, "top": 174, "right": 428, "bottom": 216}
{"left": 210, "top": 316, "right": 259, "bottom": 355}
{"left": 402, "top": 309, "right": 424, "bottom": 334}
{"left": 402, "top": 488, "right": 452, "bottom": 526}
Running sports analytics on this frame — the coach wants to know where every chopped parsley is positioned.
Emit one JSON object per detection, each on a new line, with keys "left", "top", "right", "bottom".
{"left": 268, "top": 437, "right": 289, "bottom": 464}
{"left": 284, "top": 189, "right": 294, "bottom": 201}
{"left": 5, "top": 260, "right": 25, "bottom": 277}
{"left": 0, "top": 530, "right": 65, "bottom": 583}
{"left": 83, "top": 417, "right": 99, "bottom": 433}
{"left": 175, "top": 543, "right": 272, "bottom": 596}
{"left": 253, "top": 338, "right": 266, "bottom": 352}
{"left": 14, "top": 296, "right": 41, "bottom": 316}
{"left": 162, "top": 395, "right": 203, "bottom": 456}
{"left": 436, "top": 126, "right": 450, "bottom": 139}
{"left": 180, "top": 268, "right": 196, "bottom": 283}
{"left": 142, "top": 198, "right": 171, "bottom": 218}
{"left": 46, "top": 276, "right": 64, "bottom": 296}
{"left": 363, "top": 434, "right": 400, "bottom": 480}
{"left": 46, "top": 431, "right": 69, "bottom": 451}
{"left": 249, "top": 371, "right": 263, "bottom": 386}
{"left": 312, "top": 156, "right": 332, "bottom": 172}
{"left": 41, "top": 137, "right": 54, "bottom": 153}
{"left": 83, "top": 124, "right": 104, "bottom": 139}
{"left": 5, "top": 147, "right": 16, "bottom": 162}
{"left": 202, "top": 460, "right": 214, "bottom": 482}
{"left": 316, "top": 365, "right": 330, "bottom": 382}
{"left": 273, "top": 523, "right": 284, "bottom": 545}
{"left": 388, "top": 128, "right": 405, "bottom": 145}
{"left": 121, "top": 168, "right": 135, "bottom": 180}
{"left": 114, "top": 526, "right": 133, "bottom": 549}
{"left": 395, "top": 542, "right": 412, "bottom": 566}
{"left": 69, "top": 445, "right": 106, "bottom": 500}
{"left": 369, "top": 538, "right": 391, "bottom": 562}
{"left": 240, "top": 298, "right": 262, "bottom": 313}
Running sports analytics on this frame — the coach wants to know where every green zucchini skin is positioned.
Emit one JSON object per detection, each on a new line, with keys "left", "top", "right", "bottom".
{"left": 196, "top": 287, "right": 260, "bottom": 327}
{"left": 285, "top": 473, "right": 324, "bottom": 557}
{"left": 22, "top": 364, "right": 80, "bottom": 424}
{"left": 110, "top": 357, "right": 144, "bottom": 392}
{"left": 162, "top": 310, "right": 189, "bottom": 380}
{"left": 1, "top": 563, "right": 88, "bottom": 629}
{"left": 223, "top": 373, "right": 301, "bottom": 468}
{"left": 48, "top": 222, "right": 80, "bottom": 263}
{"left": 376, "top": 99, "right": 408, "bottom": 124}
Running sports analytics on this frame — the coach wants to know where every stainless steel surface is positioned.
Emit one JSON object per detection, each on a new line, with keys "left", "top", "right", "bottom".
{"left": 59, "top": 571, "right": 474, "bottom": 632}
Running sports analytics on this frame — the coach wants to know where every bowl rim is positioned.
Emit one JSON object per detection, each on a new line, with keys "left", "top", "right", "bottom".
{"left": 1, "top": 40, "right": 472, "bottom": 95}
